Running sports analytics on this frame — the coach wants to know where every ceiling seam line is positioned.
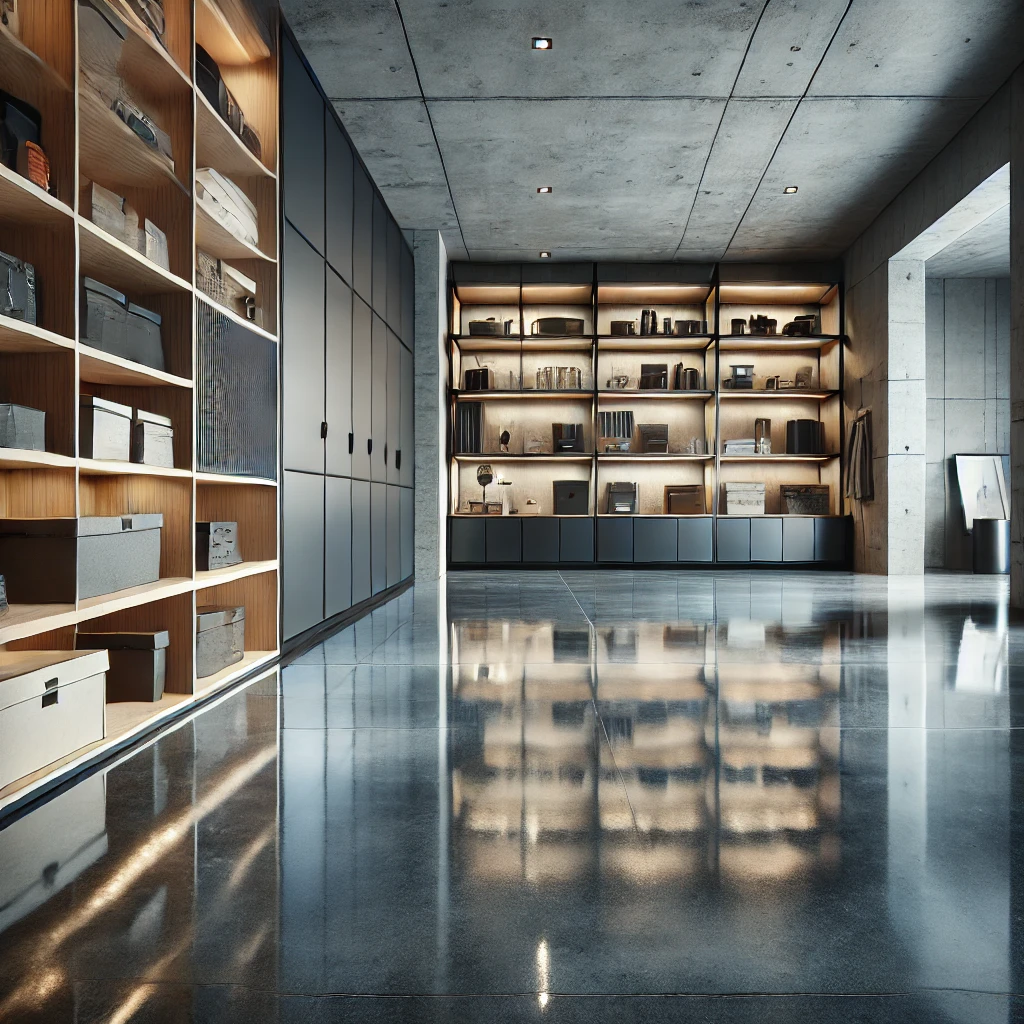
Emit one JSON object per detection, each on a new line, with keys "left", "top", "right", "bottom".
{"left": 672, "top": 0, "right": 774, "bottom": 259}
{"left": 327, "top": 93, "right": 987, "bottom": 103}
{"left": 392, "top": 0, "right": 470, "bottom": 259}
{"left": 721, "top": 0, "right": 855, "bottom": 258}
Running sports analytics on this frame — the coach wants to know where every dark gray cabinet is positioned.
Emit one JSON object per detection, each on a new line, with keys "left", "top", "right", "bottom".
{"left": 400, "top": 487, "right": 414, "bottom": 579}
{"left": 283, "top": 471, "right": 325, "bottom": 639}
{"left": 386, "top": 330, "right": 401, "bottom": 484}
{"left": 372, "top": 194, "right": 387, "bottom": 314}
{"left": 371, "top": 482, "right": 387, "bottom": 595}
{"left": 815, "top": 517, "right": 846, "bottom": 562}
{"left": 325, "top": 115, "right": 353, "bottom": 284}
{"left": 678, "top": 517, "right": 713, "bottom": 562}
{"left": 486, "top": 518, "right": 522, "bottom": 563}
{"left": 523, "top": 517, "right": 559, "bottom": 562}
{"left": 325, "top": 269, "right": 352, "bottom": 478}
{"left": 351, "top": 297, "right": 372, "bottom": 480}
{"left": 325, "top": 476, "right": 352, "bottom": 617}
{"left": 450, "top": 518, "right": 485, "bottom": 564}
{"left": 783, "top": 517, "right": 815, "bottom": 561}
{"left": 387, "top": 486, "right": 401, "bottom": 587}
{"left": 560, "top": 518, "right": 594, "bottom": 562}
{"left": 282, "top": 37, "right": 324, "bottom": 254}
{"left": 634, "top": 518, "right": 677, "bottom": 562}
{"left": 387, "top": 220, "right": 402, "bottom": 331}
{"left": 598, "top": 518, "right": 633, "bottom": 562}
{"left": 370, "top": 315, "right": 388, "bottom": 483}
{"left": 282, "top": 226, "right": 324, "bottom": 475}
{"left": 352, "top": 165, "right": 373, "bottom": 302}
{"left": 750, "top": 517, "right": 782, "bottom": 562}
{"left": 717, "top": 518, "right": 750, "bottom": 562}
{"left": 351, "top": 480, "right": 371, "bottom": 604}
{"left": 399, "top": 345, "right": 413, "bottom": 487}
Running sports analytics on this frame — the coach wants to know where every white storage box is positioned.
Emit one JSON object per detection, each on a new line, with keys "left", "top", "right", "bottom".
{"left": 725, "top": 481, "right": 766, "bottom": 516}
{"left": 196, "top": 167, "right": 258, "bottom": 247}
{"left": 0, "top": 650, "right": 108, "bottom": 790}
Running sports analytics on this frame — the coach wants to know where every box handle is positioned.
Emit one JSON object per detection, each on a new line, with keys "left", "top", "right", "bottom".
{"left": 43, "top": 676, "right": 58, "bottom": 690}
{"left": 42, "top": 691, "right": 58, "bottom": 709}
{"left": 121, "top": 516, "right": 132, "bottom": 531}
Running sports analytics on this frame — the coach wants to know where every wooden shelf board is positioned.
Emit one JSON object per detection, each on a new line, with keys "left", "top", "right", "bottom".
{"left": 453, "top": 454, "right": 592, "bottom": 463}
{"left": 598, "top": 336, "right": 711, "bottom": 352}
{"left": 597, "top": 284, "right": 711, "bottom": 304}
{"left": 195, "top": 471, "right": 277, "bottom": 486}
{"left": 79, "top": 346, "right": 193, "bottom": 389}
{"left": 196, "top": 0, "right": 272, "bottom": 66}
{"left": 78, "top": 219, "right": 192, "bottom": 296}
{"left": 718, "top": 390, "right": 837, "bottom": 400}
{"left": 78, "top": 458, "right": 193, "bottom": 479}
{"left": 196, "top": 92, "right": 275, "bottom": 180}
{"left": 196, "top": 559, "right": 278, "bottom": 587}
{"left": 0, "top": 449, "right": 76, "bottom": 471}
{"left": 718, "top": 336, "right": 840, "bottom": 352}
{"left": 197, "top": 293, "right": 278, "bottom": 342}
{"left": 596, "top": 454, "right": 713, "bottom": 461}
{"left": 719, "top": 283, "right": 835, "bottom": 304}
{"left": 193, "top": 650, "right": 277, "bottom": 697}
{"left": 598, "top": 390, "right": 713, "bottom": 399}
{"left": 78, "top": 577, "right": 195, "bottom": 619}
{"left": 104, "top": 2, "right": 193, "bottom": 94}
{"left": 0, "top": 602, "right": 78, "bottom": 646}
{"left": 0, "top": 20, "right": 71, "bottom": 92}
{"left": 719, "top": 454, "right": 839, "bottom": 462}
{"left": 0, "top": 161, "right": 73, "bottom": 225}
{"left": 195, "top": 202, "right": 274, "bottom": 263}
{"left": 454, "top": 390, "right": 591, "bottom": 401}
{"left": 0, "top": 315, "right": 75, "bottom": 355}
{"left": 521, "top": 284, "right": 593, "bottom": 304}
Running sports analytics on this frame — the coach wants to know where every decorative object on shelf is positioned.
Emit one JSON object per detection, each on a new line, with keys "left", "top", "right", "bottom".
{"left": 196, "top": 250, "right": 260, "bottom": 324}
{"left": 75, "top": 630, "right": 169, "bottom": 702}
{"left": 110, "top": 92, "right": 174, "bottom": 169}
{"left": 639, "top": 363, "right": 668, "bottom": 390}
{"left": 673, "top": 319, "right": 705, "bottom": 336}
{"left": 196, "top": 45, "right": 262, "bottom": 159}
{"left": 497, "top": 478, "right": 515, "bottom": 514}
{"left": 476, "top": 463, "right": 493, "bottom": 502}
{"left": 455, "top": 402, "right": 481, "bottom": 453}
{"left": 196, "top": 521, "right": 241, "bottom": 571}
{"left": 0, "top": 513, "right": 163, "bottom": 602}
{"left": 140, "top": 218, "right": 169, "bottom": 270}
{"left": 781, "top": 484, "right": 830, "bottom": 515}
{"left": 196, "top": 605, "right": 245, "bottom": 679}
{"left": 524, "top": 432, "right": 544, "bottom": 455}
{"left": 0, "top": 90, "right": 52, "bottom": 194}
{"left": 673, "top": 365, "right": 702, "bottom": 390}
{"left": 607, "top": 481, "right": 637, "bottom": 514}
{"left": 638, "top": 423, "right": 668, "bottom": 454}
{"left": 662, "top": 317, "right": 672, "bottom": 334}
{"left": 786, "top": 419, "right": 824, "bottom": 454}
{"left": 132, "top": 407, "right": 173, "bottom": 467}
{"left": 499, "top": 429, "right": 511, "bottom": 454}
{"left": 463, "top": 367, "right": 494, "bottom": 391}
{"left": 754, "top": 417, "right": 771, "bottom": 456}
{"left": 531, "top": 317, "right": 584, "bottom": 336}
{"left": 730, "top": 318, "right": 746, "bottom": 334}
{"left": 556, "top": 366, "right": 583, "bottom": 390}
{"left": 0, "top": 651, "right": 108, "bottom": 791}
{"left": 0, "top": 574, "right": 7, "bottom": 616}
{"left": 81, "top": 278, "right": 166, "bottom": 370}
{"left": 553, "top": 479, "right": 589, "bottom": 515}
{"left": 599, "top": 410, "right": 634, "bottom": 450}
{"left": 468, "top": 317, "right": 514, "bottom": 336}
{"left": 522, "top": 498, "right": 539, "bottom": 516}
{"left": 665, "top": 484, "right": 706, "bottom": 515}
{"left": 467, "top": 500, "right": 502, "bottom": 515}
{"left": 723, "top": 437, "right": 756, "bottom": 455}
{"left": 724, "top": 481, "right": 765, "bottom": 515}
{"left": 684, "top": 436, "right": 705, "bottom": 455}
{"left": 0, "top": 249, "right": 36, "bottom": 324}
{"left": 552, "top": 422, "right": 584, "bottom": 452}
{"left": 605, "top": 375, "right": 629, "bottom": 390}
{"left": 639, "top": 309, "right": 659, "bottom": 336}
{"left": 0, "top": 403, "right": 45, "bottom": 452}
{"left": 197, "top": 168, "right": 259, "bottom": 247}
{"left": 80, "top": 395, "right": 132, "bottom": 461}
{"left": 610, "top": 321, "right": 636, "bottom": 336}
{"left": 782, "top": 314, "right": 818, "bottom": 337}
{"left": 81, "top": 179, "right": 127, "bottom": 239}
{"left": 724, "top": 364, "right": 754, "bottom": 389}
{"left": 749, "top": 315, "right": 778, "bottom": 336}
{"left": 125, "top": 301, "right": 164, "bottom": 367}
{"left": 534, "top": 366, "right": 553, "bottom": 390}
{"left": 1, "top": 0, "right": 19, "bottom": 36}
{"left": 794, "top": 365, "right": 814, "bottom": 389}
{"left": 765, "top": 375, "right": 781, "bottom": 390}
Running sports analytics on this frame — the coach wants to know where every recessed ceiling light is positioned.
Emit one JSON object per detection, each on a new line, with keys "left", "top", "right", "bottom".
{"left": 537, "top": 186, "right": 552, "bottom": 193}
{"left": 539, "top": 251, "right": 551, "bottom": 258}
{"left": 783, "top": 186, "right": 798, "bottom": 194}
{"left": 532, "top": 37, "right": 552, "bottom": 50}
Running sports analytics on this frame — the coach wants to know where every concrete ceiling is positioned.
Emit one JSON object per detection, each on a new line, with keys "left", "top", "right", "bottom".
{"left": 281, "top": 0, "right": 1024, "bottom": 263}
{"left": 925, "top": 204, "right": 1009, "bottom": 277}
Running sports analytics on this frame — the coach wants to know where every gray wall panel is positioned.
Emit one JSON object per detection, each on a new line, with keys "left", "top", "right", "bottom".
{"left": 351, "top": 480, "right": 371, "bottom": 604}
{"left": 372, "top": 194, "right": 388, "bottom": 315}
{"left": 400, "top": 487, "right": 414, "bottom": 579}
{"left": 717, "top": 518, "right": 750, "bottom": 562}
{"left": 678, "top": 517, "right": 713, "bottom": 562}
{"left": 400, "top": 244, "right": 414, "bottom": 345}
{"left": 387, "top": 485, "right": 402, "bottom": 587}
{"left": 325, "top": 270, "right": 352, "bottom": 478}
{"left": 351, "top": 296, "right": 372, "bottom": 479}
{"left": 282, "top": 37, "right": 325, "bottom": 254}
{"left": 325, "top": 117, "right": 353, "bottom": 283}
{"left": 633, "top": 518, "right": 677, "bottom": 562}
{"left": 371, "top": 315, "right": 388, "bottom": 482}
{"left": 399, "top": 345, "right": 413, "bottom": 487}
{"left": 325, "top": 476, "right": 352, "bottom": 617}
{"left": 371, "top": 481, "right": 387, "bottom": 594}
{"left": 387, "top": 219, "right": 402, "bottom": 330}
{"left": 352, "top": 164, "right": 373, "bottom": 302}
{"left": 283, "top": 471, "right": 325, "bottom": 640}
{"left": 750, "top": 517, "right": 782, "bottom": 561}
{"left": 386, "top": 329, "right": 402, "bottom": 484}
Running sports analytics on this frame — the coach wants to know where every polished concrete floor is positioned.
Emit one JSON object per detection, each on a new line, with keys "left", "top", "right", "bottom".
{"left": 0, "top": 571, "right": 1022, "bottom": 1022}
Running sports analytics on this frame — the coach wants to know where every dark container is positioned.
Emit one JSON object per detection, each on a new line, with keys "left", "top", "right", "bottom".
{"left": 607, "top": 481, "right": 638, "bottom": 514}
{"left": 532, "top": 317, "right": 584, "bottom": 336}
{"left": 0, "top": 403, "right": 45, "bottom": 451}
{"left": 609, "top": 321, "right": 636, "bottom": 336}
{"left": 463, "top": 368, "right": 494, "bottom": 391}
{"left": 81, "top": 278, "right": 129, "bottom": 356}
{"left": 125, "top": 303, "right": 165, "bottom": 371}
{"left": 639, "top": 363, "right": 668, "bottom": 389}
{"left": 468, "top": 319, "right": 512, "bottom": 336}
{"left": 973, "top": 518, "right": 1010, "bottom": 574}
{"left": 0, "top": 514, "right": 163, "bottom": 602}
{"left": 196, "top": 605, "right": 245, "bottom": 678}
{"left": 75, "top": 630, "right": 170, "bottom": 702}
{"left": 552, "top": 422, "right": 584, "bottom": 452}
{"left": 196, "top": 521, "right": 242, "bottom": 571}
{"left": 132, "top": 408, "right": 174, "bottom": 468}
{"left": 0, "top": 574, "right": 7, "bottom": 616}
{"left": 0, "top": 250, "right": 36, "bottom": 324}
{"left": 553, "top": 480, "right": 589, "bottom": 516}
{"left": 786, "top": 419, "right": 825, "bottom": 455}
{"left": 80, "top": 395, "right": 131, "bottom": 461}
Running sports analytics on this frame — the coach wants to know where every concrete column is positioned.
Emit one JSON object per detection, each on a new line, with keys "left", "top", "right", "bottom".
{"left": 412, "top": 230, "right": 449, "bottom": 581}
{"left": 1010, "top": 68, "right": 1024, "bottom": 605}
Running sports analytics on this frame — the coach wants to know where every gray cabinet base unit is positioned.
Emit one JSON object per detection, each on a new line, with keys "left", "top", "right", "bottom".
{"left": 560, "top": 518, "right": 594, "bottom": 562}
{"left": 400, "top": 487, "right": 414, "bottom": 580}
{"left": 370, "top": 482, "right": 387, "bottom": 595}
{"left": 633, "top": 517, "right": 677, "bottom": 563}
{"left": 750, "top": 517, "right": 782, "bottom": 562}
{"left": 386, "top": 485, "right": 402, "bottom": 586}
{"left": 283, "top": 471, "right": 325, "bottom": 640}
{"left": 486, "top": 517, "right": 522, "bottom": 563}
{"left": 678, "top": 517, "right": 713, "bottom": 562}
{"left": 325, "top": 476, "right": 352, "bottom": 618}
{"left": 450, "top": 518, "right": 485, "bottom": 564}
{"left": 815, "top": 517, "right": 847, "bottom": 563}
{"left": 783, "top": 517, "right": 815, "bottom": 561}
{"left": 351, "top": 481, "right": 371, "bottom": 605}
{"left": 598, "top": 518, "right": 633, "bottom": 563}
{"left": 717, "top": 518, "right": 750, "bottom": 562}
{"left": 523, "top": 517, "right": 559, "bottom": 563}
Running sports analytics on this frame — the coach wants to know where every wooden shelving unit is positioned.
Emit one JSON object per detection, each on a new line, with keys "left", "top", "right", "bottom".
{"left": 0, "top": 0, "right": 281, "bottom": 815}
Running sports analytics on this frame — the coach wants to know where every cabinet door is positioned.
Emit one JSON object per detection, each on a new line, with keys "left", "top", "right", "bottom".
{"left": 750, "top": 518, "right": 782, "bottom": 562}
{"left": 282, "top": 226, "right": 324, "bottom": 474}
{"left": 677, "top": 517, "right": 713, "bottom": 562}
{"left": 598, "top": 518, "right": 633, "bottom": 562}
{"left": 325, "top": 476, "right": 352, "bottom": 617}
{"left": 522, "top": 517, "right": 559, "bottom": 562}
{"left": 325, "top": 115, "right": 353, "bottom": 284}
{"left": 283, "top": 471, "right": 324, "bottom": 640}
{"left": 400, "top": 244, "right": 414, "bottom": 345}
{"left": 372, "top": 194, "right": 388, "bottom": 317}
{"left": 371, "top": 481, "right": 387, "bottom": 595}
{"left": 717, "top": 518, "right": 750, "bottom": 562}
{"left": 351, "top": 296, "right": 372, "bottom": 479}
{"left": 633, "top": 518, "right": 677, "bottom": 562}
{"left": 352, "top": 164, "right": 373, "bottom": 303}
{"left": 386, "top": 329, "right": 402, "bottom": 484}
{"left": 282, "top": 37, "right": 324, "bottom": 254}
{"left": 450, "top": 518, "right": 484, "bottom": 564}
{"left": 370, "top": 315, "right": 388, "bottom": 482}
{"left": 351, "top": 480, "right": 371, "bottom": 604}
{"left": 387, "top": 219, "right": 402, "bottom": 330}
{"left": 815, "top": 517, "right": 847, "bottom": 562}
{"left": 486, "top": 518, "right": 522, "bottom": 563}
{"left": 325, "top": 270, "right": 352, "bottom": 478}
{"left": 560, "top": 518, "right": 594, "bottom": 562}
{"left": 399, "top": 344, "right": 413, "bottom": 487}
{"left": 400, "top": 486, "right": 414, "bottom": 580}
{"left": 783, "top": 517, "right": 814, "bottom": 561}
{"left": 387, "top": 485, "right": 401, "bottom": 587}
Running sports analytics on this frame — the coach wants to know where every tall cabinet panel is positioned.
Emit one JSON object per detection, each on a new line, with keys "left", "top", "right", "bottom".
{"left": 325, "top": 477, "right": 352, "bottom": 617}
{"left": 401, "top": 488, "right": 414, "bottom": 580}
{"left": 282, "top": 36, "right": 325, "bottom": 254}
{"left": 372, "top": 194, "right": 388, "bottom": 314}
{"left": 284, "top": 472, "right": 325, "bottom": 639}
{"left": 400, "top": 244, "right": 415, "bottom": 344}
{"left": 351, "top": 297, "right": 372, "bottom": 480}
{"left": 370, "top": 315, "right": 388, "bottom": 482}
{"left": 387, "top": 486, "right": 402, "bottom": 587}
{"left": 325, "top": 116, "right": 353, "bottom": 284}
{"left": 399, "top": 345, "right": 414, "bottom": 487}
{"left": 352, "top": 165, "right": 373, "bottom": 303}
{"left": 326, "top": 270, "right": 353, "bottom": 478}
{"left": 352, "top": 480, "right": 371, "bottom": 605}
{"left": 387, "top": 220, "right": 402, "bottom": 330}
{"left": 386, "top": 330, "right": 402, "bottom": 484}
{"left": 371, "top": 482, "right": 387, "bottom": 595}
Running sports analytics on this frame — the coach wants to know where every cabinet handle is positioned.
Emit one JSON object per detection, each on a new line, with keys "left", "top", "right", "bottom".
{"left": 384, "top": 443, "right": 388, "bottom": 465}
{"left": 348, "top": 432, "right": 354, "bottom": 454}
{"left": 396, "top": 449, "right": 401, "bottom": 470}
{"left": 321, "top": 421, "right": 328, "bottom": 439}
{"left": 42, "top": 691, "right": 58, "bottom": 709}
{"left": 367, "top": 438, "right": 373, "bottom": 455}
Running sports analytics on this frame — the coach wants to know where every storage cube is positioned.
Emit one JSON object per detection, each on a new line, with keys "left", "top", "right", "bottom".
{"left": 80, "top": 396, "right": 131, "bottom": 461}
{"left": 195, "top": 521, "right": 242, "bottom": 571}
{"left": 125, "top": 303, "right": 165, "bottom": 371}
{"left": 724, "top": 482, "right": 766, "bottom": 516}
{"left": 81, "top": 278, "right": 129, "bottom": 356}
{"left": 196, "top": 605, "right": 245, "bottom": 678}
{"left": 132, "top": 409, "right": 174, "bottom": 468}
{"left": 0, "top": 403, "right": 45, "bottom": 452}
{"left": 75, "top": 631, "right": 169, "bottom": 703}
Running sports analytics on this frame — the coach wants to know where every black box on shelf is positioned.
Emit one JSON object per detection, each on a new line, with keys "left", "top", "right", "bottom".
{"left": 196, "top": 605, "right": 245, "bottom": 679}
{"left": 132, "top": 408, "right": 174, "bottom": 468}
{"left": 553, "top": 480, "right": 589, "bottom": 516}
{"left": 531, "top": 317, "right": 584, "bottom": 336}
{"left": 638, "top": 423, "right": 668, "bottom": 454}
{"left": 455, "top": 402, "right": 482, "bottom": 454}
{"left": 639, "top": 363, "right": 668, "bottom": 390}
{"left": 75, "top": 630, "right": 169, "bottom": 703}
{"left": 0, "top": 514, "right": 163, "bottom": 602}
{"left": 0, "top": 249, "right": 36, "bottom": 324}
{"left": 0, "top": 574, "right": 7, "bottom": 616}
{"left": 463, "top": 368, "right": 494, "bottom": 391}
{"left": 607, "top": 481, "right": 637, "bottom": 514}
{"left": 552, "top": 423, "right": 584, "bottom": 452}
{"left": 196, "top": 521, "right": 242, "bottom": 571}
{"left": 81, "top": 277, "right": 129, "bottom": 357}
{"left": 786, "top": 419, "right": 825, "bottom": 455}
{"left": 0, "top": 403, "right": 45, "bottom": 451}
{"left": 125, "top": 303, "right": 165, "bottom": 371}
{"left": 80, "top": 395, "right": 132, "bottom": 461}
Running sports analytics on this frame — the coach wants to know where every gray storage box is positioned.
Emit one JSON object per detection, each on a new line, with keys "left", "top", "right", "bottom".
{"left": 0, "top": 403, "right": 45, "bottom": 451}
{"left": 126, "top": 303, "right": 165, "bottom": 371}
{"left": 80, "top": 396, "right": 132, "bottom": 461}
{"left": 196, "top": 604, "right": 245, "bottom": 678}
{"left": 81, "top": 277, "right": 129, "bottom": 357}
{"left": 75, "top": 630, "right": 169, "bottom": 702}
{"left": 0, "top": 514, "right": 164, "bottom": 603}
{"left": 132, "top": 408, "right": 174, "bottom": 468}
{"left": 195, "top": 521, "right": 241, "bottom": 571}
{"left": 0, "top": 574, "right": 7, "bottom": 616}
{"left": 0, "top": 650, "right": 108, "bottom": 790}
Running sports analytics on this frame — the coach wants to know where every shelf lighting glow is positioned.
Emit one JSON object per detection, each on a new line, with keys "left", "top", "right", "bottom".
{"left": 537, "top": 186, "right": 552, "bottom": 193}
{"left": 532, "top": 37, "right": 552, "bottom": 49}
{"left": 539, "top": 251, "right": 551, "bottom": 258}
{"left": 783, "top": 186, "right": 798, "bottom": 194}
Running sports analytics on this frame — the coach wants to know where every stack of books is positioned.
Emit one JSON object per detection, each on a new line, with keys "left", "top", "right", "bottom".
{"left": 724, "top": 482, "right": 766, "bottom": 515}
{"left": 723, "top": 438, "right": 756, "bottom": 455}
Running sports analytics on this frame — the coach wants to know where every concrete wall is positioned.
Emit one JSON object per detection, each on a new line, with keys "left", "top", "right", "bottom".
{"left": 925, "top": 279, "right": 1011, "bottom": 569}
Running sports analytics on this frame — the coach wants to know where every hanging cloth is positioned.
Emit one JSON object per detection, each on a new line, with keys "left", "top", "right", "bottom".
{"left": 845, "top": 409, "right": 873, "bottom": 502}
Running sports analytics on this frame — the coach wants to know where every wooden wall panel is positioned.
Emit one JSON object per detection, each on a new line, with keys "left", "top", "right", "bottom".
{"left": 197, "top": 570, "right": 278, "bottom": 651}
{"left": 196, "top": 482, "right": 277, "bottom": 561}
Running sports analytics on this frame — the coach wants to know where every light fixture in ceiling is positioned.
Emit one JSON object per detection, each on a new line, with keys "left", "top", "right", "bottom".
{"left": 539, "top": 251, "right": 551, "bottom": 258}
{"left": 531, "top": 37, "right": 552, "bottom": 50}
{"left": 783, "top": 186, "right": 798, "bottom": 194}
{"left": 537, "top": 186, "right": 552, "bottom": 194}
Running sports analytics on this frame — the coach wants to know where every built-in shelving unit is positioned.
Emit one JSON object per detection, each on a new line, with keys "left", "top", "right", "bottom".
{"left": 448, "top": 263, "right": 846, "bottom": 566}
{"left": 0, "top": 0, "right": 281, "bottom": 814}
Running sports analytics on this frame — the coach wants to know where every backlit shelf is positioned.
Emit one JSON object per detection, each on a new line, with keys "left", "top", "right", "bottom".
{"left": 196, "top": 203, "right": 275, "bottom": 263}
{"left": 597, "top": 336, "right": 711, "bottom": 352}
{"left": 596, "top": 453, "right": 713, "bottom": 461}
{"left": 598, "top": 390, "right": 713, "bottom": 399}
{"left": 453, "top": 390, "right": 592, "bottom": 401}
{"left": 719, "top": 453, "right": 839, "bottom": 462}
{"left": 78, "top": 458, "right": 193, "bottom": 479}
{"left": 195, "top": 472, "right": 277, "bottom": 486}
{"left": 718, "top": 335, "right": 840, "bottom": 353}
{"left": 0, "top": 20, "right": 71, "bottom": 93}
{"left": 196, "top": 559, "right": 278, "bottom": 587}
{"left": 79, "top": 218, "right": 192, "bottom": 296}
{"left": 452, "top": 454, "right": 592, "bottom": 463}
{"left": 718, "top": 390, "right": 837, "bottom": 400}
{"left": 196, "top": 91, "right": 276, "bottom": 180}
{"left": 78, "top": 577, "right": 195, "bottom": 618}
{"left": 0, "top": 449, "right": 76, "bottom": 472}
{"left": 193, "top": 651, "right": 278, "bottom": 698}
